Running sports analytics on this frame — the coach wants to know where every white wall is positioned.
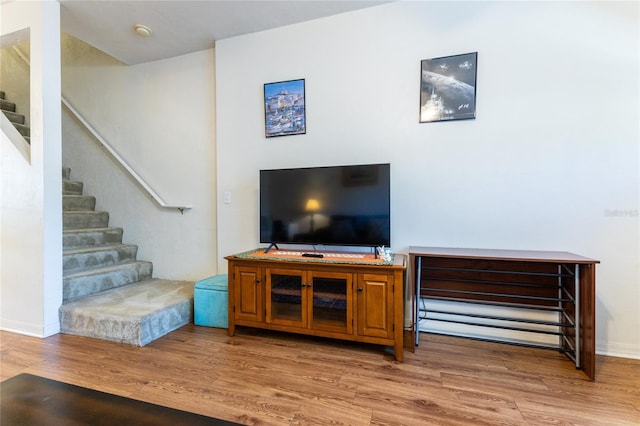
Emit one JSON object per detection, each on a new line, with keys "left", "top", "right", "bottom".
{"left": 216, "top": 2, "right": 639, "bottom": 358}
{"left": 61, "top": 34, "right": 217, "bottom": 281}
{"left": 1, "top": 0, "right": 62, "bottom": 337}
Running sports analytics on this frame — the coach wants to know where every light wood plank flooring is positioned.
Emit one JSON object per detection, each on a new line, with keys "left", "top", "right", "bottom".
{"left": 1, "top": 325, "right": 639, "bottom": 425}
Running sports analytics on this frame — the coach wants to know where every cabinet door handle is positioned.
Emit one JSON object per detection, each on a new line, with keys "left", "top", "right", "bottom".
{"left": 256, "top": 279, "right": 261, "bottom": 284}
{"left": 357, "top": 287, "right": 363, "bottom": 292}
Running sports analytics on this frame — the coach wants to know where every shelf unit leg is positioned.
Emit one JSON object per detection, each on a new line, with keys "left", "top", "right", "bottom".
{"left": 415, "top": 256, "right": 422, "bottom": 346}
{"left": 575, "top": 264, "right": 581, "bottom": 369}
{"left": 558, "top": 265, "right": 563, "bottom": 352}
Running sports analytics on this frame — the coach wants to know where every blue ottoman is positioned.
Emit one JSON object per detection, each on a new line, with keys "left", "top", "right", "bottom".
{"left": 194, "top": 274, "right": 228, "bottom": 328}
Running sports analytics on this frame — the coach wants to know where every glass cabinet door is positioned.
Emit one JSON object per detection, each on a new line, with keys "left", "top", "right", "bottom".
{"left": 266, "top": 268, "right": 352, "bottom": 334}
{"left": 309, "top": 272, "right": 352, "bottom": 334}
{"left": 267, "top": 269, "right": 304, "bottom": 327}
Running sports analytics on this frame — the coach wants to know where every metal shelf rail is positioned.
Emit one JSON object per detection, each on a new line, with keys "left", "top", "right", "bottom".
{"left": 416, "top": 259, "right": 581, "bottom": 366}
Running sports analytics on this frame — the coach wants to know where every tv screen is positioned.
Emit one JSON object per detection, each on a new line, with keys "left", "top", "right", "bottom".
{"left": 260, "top": 163, "right": 391, "bottom": 248}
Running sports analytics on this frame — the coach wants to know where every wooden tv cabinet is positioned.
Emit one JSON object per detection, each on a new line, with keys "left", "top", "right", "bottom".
{"left": 409, "top": 246, "right": 599, "bottom": 380}
{"left": 226, "top": 249, "right": 407, "bottom": 360}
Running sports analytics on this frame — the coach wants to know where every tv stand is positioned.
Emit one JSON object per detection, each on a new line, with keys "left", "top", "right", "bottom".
{"left": 226, "top": 249, "right": 407, "bottom": 360}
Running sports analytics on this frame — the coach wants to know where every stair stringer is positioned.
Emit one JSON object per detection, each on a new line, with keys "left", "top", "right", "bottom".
{"left": 1, "top": 109, "right": 30, "bottom": 162}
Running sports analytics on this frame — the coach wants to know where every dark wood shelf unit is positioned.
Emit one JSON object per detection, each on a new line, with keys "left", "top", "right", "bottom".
{"left": 409, "top": 246, "right": 599, "bottom": 380}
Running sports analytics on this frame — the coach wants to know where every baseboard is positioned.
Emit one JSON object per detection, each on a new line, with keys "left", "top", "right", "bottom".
{"left": 0, "top": 318, "right": 45, "bottom": 338}
{"left": 596, "top": 341, "right": 640, "bottom": 360}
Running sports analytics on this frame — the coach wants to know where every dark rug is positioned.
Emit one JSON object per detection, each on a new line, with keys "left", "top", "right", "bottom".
{"left": 0, "top": 373, "right": 241, "bottom": 425}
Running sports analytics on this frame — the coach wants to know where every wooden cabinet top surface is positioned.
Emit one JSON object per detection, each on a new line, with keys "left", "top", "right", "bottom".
{"left": 409, "top": 246, "right": 599, "bottom": 264}
{"left": 226, "top": 248, "right": 406, "bottom": 270}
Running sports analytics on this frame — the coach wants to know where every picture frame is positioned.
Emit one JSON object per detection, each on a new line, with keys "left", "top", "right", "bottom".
{"left": 419, "top": 52, "right": 477, "bottom": 123}
{"left": 264, "top": 79, "right": 306, "bottom": 138}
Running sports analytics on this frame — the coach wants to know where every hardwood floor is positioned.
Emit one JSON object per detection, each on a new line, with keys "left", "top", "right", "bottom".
{"left": 1, "top": 325, "right": 639, "bottom": 425}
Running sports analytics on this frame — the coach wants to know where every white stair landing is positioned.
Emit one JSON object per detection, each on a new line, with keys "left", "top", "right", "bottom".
{"left": 59, "top": 279, "right": 194, "bottom": 346}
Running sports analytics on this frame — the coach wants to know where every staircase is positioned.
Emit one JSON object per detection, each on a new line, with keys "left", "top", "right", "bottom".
{"left": 0, "top": 90, "right": 30, "bottom": 143}
{"left": 59, "top": 167, "right": 194, "bottom": 346}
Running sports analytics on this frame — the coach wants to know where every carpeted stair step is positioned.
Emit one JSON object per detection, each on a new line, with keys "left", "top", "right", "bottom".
{"left": 63, "top": 261, "right": 153, "bottom": 302}
{"left": 63, "top": 179, "right": 84, "bottom": 195}
{"left": 63, "top": 195, "right": 96, "bottom": 211}
{"left": 13, "top": 122, "right": 30, "bottom": 137}
{"left": 0, "top": 90, "right": 5, "bottom": 99}
{"left": 1, "top": 93, "right": 29, "bottom": 143}
{"left": 63, "top": 211, "right": 109, "bottom": 230}
{"left": 63, "top": 227, "right": 124, "bottom": 250}
{"left": 59, "top": 279, "right": 194, "bottom": 346}
{"left": 63, "top": 243, "right": 138, "bottom": 274}
{"left": 62, "top": 167, "right": 71, "bottom": 180}
{"left": 2, "top": 110, "right": 25, "bottom": 125}
{"left": 0, "top": 98, "right": 16, "bottom": 112}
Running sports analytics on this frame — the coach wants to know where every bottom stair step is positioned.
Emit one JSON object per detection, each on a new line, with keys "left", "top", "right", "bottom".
{"left": 59, "top": 279, "right": 194, "bottom": 346}
{"left": 63, "top": 261, "right": 153, "bottom": 302}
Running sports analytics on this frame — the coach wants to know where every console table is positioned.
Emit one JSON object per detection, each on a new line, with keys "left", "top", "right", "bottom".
{"left": 409, "top": 247, "right": 599, "bottom": 379}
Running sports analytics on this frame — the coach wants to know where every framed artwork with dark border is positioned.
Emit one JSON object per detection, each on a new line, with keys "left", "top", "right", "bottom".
{"left": 264, "top": 79, "right": 306, "bottom": 138}
{"left": 419, "top": 52, "right": 477, "bottom": 123}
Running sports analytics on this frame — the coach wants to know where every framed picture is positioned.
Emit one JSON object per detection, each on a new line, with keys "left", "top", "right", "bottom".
{"left": 264, "top": 79, "right": 306, "bottom": 138}
{"left": 419, "top": 52, "right": 477, "bottom": 123}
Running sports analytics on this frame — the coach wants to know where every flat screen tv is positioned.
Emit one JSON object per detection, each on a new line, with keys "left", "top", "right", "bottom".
{"left": 260, "top": 163, "right": 391, "bottom": 248}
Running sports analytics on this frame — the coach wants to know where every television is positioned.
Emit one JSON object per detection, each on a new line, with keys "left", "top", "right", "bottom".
{"left": 260, "top": 163, "right": 391, "bottom": 249}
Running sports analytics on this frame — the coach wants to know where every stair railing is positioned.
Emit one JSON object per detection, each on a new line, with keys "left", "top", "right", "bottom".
{"left": 13, "top": 45, "right": 192, "bottom": 213}
{"left": 61, "top": 98, "right": 192, "bottom": 213}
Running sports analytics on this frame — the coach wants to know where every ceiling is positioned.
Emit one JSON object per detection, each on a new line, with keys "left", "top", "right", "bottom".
{"left": 58, "top": 0, "right": 390, "bottom": 65}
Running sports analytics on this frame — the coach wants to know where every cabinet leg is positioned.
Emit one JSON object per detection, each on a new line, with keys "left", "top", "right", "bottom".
{"left": 227, "top": 322, "right": 235, "bottom": 336}
{"left": 394, "top": 341, "right": 404, "bottom": 362}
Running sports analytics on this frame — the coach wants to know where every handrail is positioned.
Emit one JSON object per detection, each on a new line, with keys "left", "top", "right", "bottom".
{"left": 61, "top": 98, "right": 192, "bottom": 213}
{"left": 12, "top": 45, "right": 30, "bottom": 65}
{"left": 12, "top": 45, "right": 191, "bottom": 213}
